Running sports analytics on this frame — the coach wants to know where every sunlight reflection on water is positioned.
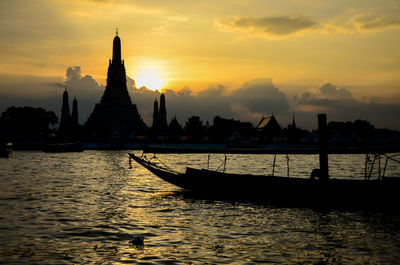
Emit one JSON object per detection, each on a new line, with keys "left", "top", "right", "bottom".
{"left": 0, "top": 151, "right": 400, "bottom": 264}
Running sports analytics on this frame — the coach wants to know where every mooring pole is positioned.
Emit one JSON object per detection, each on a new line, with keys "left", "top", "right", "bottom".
{"left": 318, "top": 114, "right": 329, "bottom": 181}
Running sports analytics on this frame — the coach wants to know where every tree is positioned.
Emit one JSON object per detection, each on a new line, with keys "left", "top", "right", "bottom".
{"left": 353, "top": 119, "right": 374, "bottom": 140}
{"left": 184, "top": 116, "right": 205, "bottom": 142}
{"left": 208, "top": 115, "right": 254, "bottom": 143}
{"left": 168, "top": 117, "right": 183, "bottom": 142}
{"left": 0, "top": 106, "right": 58, "bottom": 141}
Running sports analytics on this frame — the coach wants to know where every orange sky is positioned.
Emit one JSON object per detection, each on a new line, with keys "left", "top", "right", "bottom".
{"left": 0, "top": 0, "right": 399, "bottom": 129}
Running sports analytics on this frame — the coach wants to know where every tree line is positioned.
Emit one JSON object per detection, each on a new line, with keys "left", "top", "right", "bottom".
{"left": 1, "top": 106, "right": 399, "bottom": 146}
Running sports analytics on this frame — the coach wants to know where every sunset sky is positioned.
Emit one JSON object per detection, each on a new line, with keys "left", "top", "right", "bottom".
{"left": 0, "top": 0, "right": 399, "bottom": 129}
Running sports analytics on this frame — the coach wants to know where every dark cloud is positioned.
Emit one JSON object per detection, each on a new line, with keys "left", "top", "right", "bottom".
{"left": 0, "top": 67, "right": 104, "bottom": 124}
{"left": 0, "top": 74, "right": 61, "bottom": 98}
{"left": 131, "top": 78, "right": 289, "bottom": 126}
{"left": 177, "top": 86, "right": 192, "bottom": 96}
{"left": 66, "top": 66, "right": 82, "bottom": 80}
{"left": 130, "top": 78, "right": 290, "bottom": 126}
{"left": 64, "top": 66, "right": 104, "bottom": 98}
{"left": 222, "top": 15, "right": 317, "bottom": 36}
{"left": 355, "top": 15, "right": 400, "bottom": 31}
{"left": 131, "top": 84, "right": 233, "bottom": 125}
{"left": 296, "top": 83, "right": 400, "bottom": 129}
{"left": 319, "top": 83, "right": 353, "bottom": 100}
{"left": 231, "top": 78, "right": 290, "bottom": 114}
{"left": 1, "top": 69, "right": 399, "bottom": 130}
{"left": 197, "top": 85, "right": 226, "bottom": 98}
{"left": 0, "top": 74, "right": 63, "bottom": 123}
{"left": 298, "top": 83, "right": 355, "bottom": 106}
{"left": 59, "top": 66, "right": 104, "bottom": 124}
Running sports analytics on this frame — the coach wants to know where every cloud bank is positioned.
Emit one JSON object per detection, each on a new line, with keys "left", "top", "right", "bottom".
{"left": 294, "top": 83, "right": 400, "bottom": 129}
{"left": 0, "top": 67, "right": 104, "bottom": 124}
{"left": 354, "top": 15, "right": 400, "bottom": 31}
{"left": 217, "top": 13, "right": 400, "bottom": 37}
{"left": 130, "top": 77, "right": 290, "bottom": 126}
{"left": 218, "top": 15, "right": 317, "bottom": 37}
{"left": 1, "top": 67, "right": 399, "bottom": 131}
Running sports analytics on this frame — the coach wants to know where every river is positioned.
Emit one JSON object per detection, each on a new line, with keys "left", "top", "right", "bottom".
{"left": 1, "top": 151, "right": 400, "bottom": 264}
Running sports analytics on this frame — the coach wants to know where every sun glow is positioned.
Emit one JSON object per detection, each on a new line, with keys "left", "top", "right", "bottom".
{"left": 134, "top": 67, "right": 165, "bottom": 91}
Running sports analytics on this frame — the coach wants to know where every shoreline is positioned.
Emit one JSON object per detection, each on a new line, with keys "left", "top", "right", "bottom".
{"left": 8, "top": 142, "right": 400, "bottom": 154}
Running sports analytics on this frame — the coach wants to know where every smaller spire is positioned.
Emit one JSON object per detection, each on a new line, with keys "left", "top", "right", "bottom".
{"left": 116, "top": 27, "right": 118, "bottom": 36}
{"left": 291, "top": 112, "right": 297, "bottom": 129}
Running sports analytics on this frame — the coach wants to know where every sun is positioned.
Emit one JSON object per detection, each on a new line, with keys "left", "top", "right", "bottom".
{"left": 134, "top": 68, "right": 165, "bottom": 91}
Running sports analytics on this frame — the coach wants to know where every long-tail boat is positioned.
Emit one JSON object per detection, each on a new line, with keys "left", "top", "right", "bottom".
{"left": 129, "top": 114, "right": 400, "bottom": 209}
{"left": 129, "top": 152, "right": 400, "bottom": 209}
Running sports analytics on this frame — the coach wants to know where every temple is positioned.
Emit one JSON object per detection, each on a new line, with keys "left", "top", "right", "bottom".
{"left": 151, "top": 93, "right": 168, "bottom": 136}
{"left": 58, "top": 88, "right": 72, "bottom": 134}
{"left": 71, "top": 97, "right": 78, "bottom": 126}
{"left": 86, "top": 31, "right": 147, "bottom": 139}
{"left": 256, "top": 115, "right": 282, "bottom": 141}
{"left": 58, "top": 89, "right": 80, "bottom": 139}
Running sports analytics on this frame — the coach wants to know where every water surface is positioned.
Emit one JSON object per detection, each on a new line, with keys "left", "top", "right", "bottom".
{"left": 1, "top": 151, "right": 400, "bottom": 264}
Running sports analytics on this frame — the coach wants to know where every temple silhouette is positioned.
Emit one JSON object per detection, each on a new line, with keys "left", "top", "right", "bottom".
{"left": 85, "top": 31, "right": 147, "bottom": 139}
{"left": 58, "top": 88, "right": 79, "bottom": 138}
{"left": 151, "top": 93, "right": 168, "bottom": 136}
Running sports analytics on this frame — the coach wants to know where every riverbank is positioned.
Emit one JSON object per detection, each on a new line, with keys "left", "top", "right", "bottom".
{"left": 9, "top": 142, "right": 400, "bottom": 154}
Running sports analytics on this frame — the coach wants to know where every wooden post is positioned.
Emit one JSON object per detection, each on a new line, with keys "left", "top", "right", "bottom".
{"left": 318, "top": 114, "right": 329, "bottom": 181}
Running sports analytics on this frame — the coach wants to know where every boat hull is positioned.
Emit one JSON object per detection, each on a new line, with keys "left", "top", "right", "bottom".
{"left": 129, "top": 153, "right": 400, "bottom": 209}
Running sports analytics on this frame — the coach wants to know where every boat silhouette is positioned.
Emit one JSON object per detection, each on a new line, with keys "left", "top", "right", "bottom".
{"left": 129, "top": 152, "right": 400, "bottom": 209}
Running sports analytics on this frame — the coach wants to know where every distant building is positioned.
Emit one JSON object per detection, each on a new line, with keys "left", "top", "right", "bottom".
{"left": 256, "top": 115, "right": 282, "bottom": 141}
{"left": 152, "top": 98, "right": 159, "bottom": 129}
{"left": 289, "top": 115, "right": 296, "bottom": 131}
{"left": 209, "top": 116, "right": 254, "bottom": 143}
{"left": 58, "top": 89, "right": 80, "bottom": 139}
{"left": 86, "top": 31, "right": 147, "bottom": 139}
{"left": 71, "top": 97, "right": 79, "bottom": 126}
{"left": 151, "top": 93, "right": 168, "bottom": 136}
{"left": 58, "top": 88, "right": 72, "bottom": 135}
{"left": 159, "top": 94, "right": 168, "bottom": 132}
{"left": 168, "top": 116, "right": 183, "bottom": 141}
{"left": 287, "top": 114, "right": 297, "bottom": 143}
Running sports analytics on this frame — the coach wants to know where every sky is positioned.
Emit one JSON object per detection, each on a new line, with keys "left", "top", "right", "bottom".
{"left": 0, "top": 0, "right": 399, "bottom": 129}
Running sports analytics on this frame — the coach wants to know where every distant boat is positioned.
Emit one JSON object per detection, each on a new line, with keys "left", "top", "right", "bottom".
{"left": 129, "top": 153, "right": 400, "bottom": 209}
{"left": 42, "top": 142, "right": 84, "bottom": 153}
{"left": 0, "top": 142, "right": 13, "bottom": 158}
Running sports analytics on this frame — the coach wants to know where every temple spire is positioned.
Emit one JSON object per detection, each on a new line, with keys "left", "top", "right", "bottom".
{"left": 71, "top": 97, "right": 79, "bottom": 126}
{"left": 87, "top": 32, "right": 147, "bottom": 138}
{"left": 158, "top": 93, "right": 168, "bottom": 135}
{"left": 112, "top": 30, "right": 121, "bottom": 64}
{"left": 152, "top": 98, "right": 159, "bottom": 129}
{"left": 58, "top": 88, "right": 72, "bottom": 136}
{"left": 291, "top": 112, "right": 296, "bottom": 129}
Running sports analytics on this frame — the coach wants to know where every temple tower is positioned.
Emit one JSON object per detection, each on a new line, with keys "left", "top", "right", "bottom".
{"left": 151, "top": 93, "right": 168, "bottom": 136}
{"left": 112, "top": 29, "right": 121, "bottom": 64}
{"left": 71, "top": 97, "right": 79, "bottom": 126}
{"left": 152, "top": 98, "right": 159, "bottom": 129}
{"left": 158, "top": 93, "right": 168, "bottom": 135}
{"left": 291, "top": 113, "right": 297, "bottom": 130}
{"left": 58, "top": 88, "right": 72, "bottom": 135}
{"left": 86, "top": 31, "right": 147, "bottom": 139}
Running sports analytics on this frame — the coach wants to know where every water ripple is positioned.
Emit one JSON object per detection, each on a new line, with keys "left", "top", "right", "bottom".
{"left": 0, "top": 151, "right": 400, "bottom": 264}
